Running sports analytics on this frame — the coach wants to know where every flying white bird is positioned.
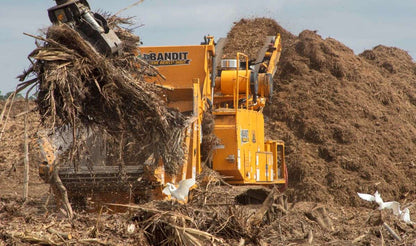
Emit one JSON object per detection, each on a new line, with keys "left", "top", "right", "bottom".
{"left": 162, "top": 178, "right": 196, "bottom": 202}
{"left": 357, "top": 191, "right": 414, "bottom": 224}
{"left": 357, "top": 191, "right": 399, "bottom": 211}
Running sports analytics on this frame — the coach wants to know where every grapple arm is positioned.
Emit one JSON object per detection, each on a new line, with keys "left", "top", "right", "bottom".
{"left": 47, "top": 0, "right": 122, "bottom": 56}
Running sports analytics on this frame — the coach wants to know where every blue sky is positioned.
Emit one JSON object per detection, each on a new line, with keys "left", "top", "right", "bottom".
{"left": 0, "top": 0, "right": 415, "bottom": 93}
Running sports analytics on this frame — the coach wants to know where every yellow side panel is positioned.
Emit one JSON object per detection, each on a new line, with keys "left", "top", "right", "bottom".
{"left": 212, "top": 109, "right": 286, "bottom": 185}
{"left": 212, "top": 113, "right": 243, "bottom": 180}
{"left": 139, "top": 45, "right": 208, "bottom": 90}
{"left": 213, "top": 110, "right": 264, "bottom": 183}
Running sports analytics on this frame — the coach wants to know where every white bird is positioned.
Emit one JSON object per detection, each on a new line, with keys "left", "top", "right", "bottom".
{"left": 357, "top": 191, "right": 414, "bottom": 224}
{"left": 400, "top": 208, "right": 414, "bottom": 224}
{"left": 162, "top": 177, "right": 196, "bottom": 202}
{"left": 127, "top": 223, "right": 135, "bottom": 234}
{"left": 357, "top": 191, "right": 399, "bottom": 211}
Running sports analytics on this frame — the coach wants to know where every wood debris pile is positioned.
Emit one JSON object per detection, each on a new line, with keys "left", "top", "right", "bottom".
{"left": 103, "top": 182, "right": 288, "bottom": 246}
{"left": 17, "top": 18, "right": 186, "bottom": 173}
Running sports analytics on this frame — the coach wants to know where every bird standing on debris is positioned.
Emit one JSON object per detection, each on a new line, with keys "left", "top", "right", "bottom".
{"left": 162, "top": 177, "right": 196, "bottom": 202}
{"left": 399, "top": 207, "right": 414, "bottom": 224}
{"left": 127, "top": 223, "right": 135, "bottom": 234}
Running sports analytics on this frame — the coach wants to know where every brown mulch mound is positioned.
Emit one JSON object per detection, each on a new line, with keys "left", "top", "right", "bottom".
{"left": 223, "top": 18, "right": 416, "bottom": 207}
{"left": 268, "top": 26, "right": 416, "bottom": 207}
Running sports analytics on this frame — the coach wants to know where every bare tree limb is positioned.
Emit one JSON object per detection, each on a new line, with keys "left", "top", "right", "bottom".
{"left": 51, "top": 166, "right": 74, "bottom": 219}
{"left": 383, "top": 222, "right": 401, "bottom": 241}
{"left": 23, "top": 93, "right": 30, "bottom": 201}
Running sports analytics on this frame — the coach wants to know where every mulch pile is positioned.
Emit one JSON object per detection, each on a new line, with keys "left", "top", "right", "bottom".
{"left": 224, "top": 17, "right": 416, "bottom": 244}
{"left": 263, "top": 20, "right": 416, "bottom": 206}
{"left": 1, "top": 17, "right": 416, "bottom": 245}
{"left": 223, "top": 17, "right": 416, "bottom": 206}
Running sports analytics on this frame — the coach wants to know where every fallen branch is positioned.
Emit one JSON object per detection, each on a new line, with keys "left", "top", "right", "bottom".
{"left": 11, "top": 232, "right": 60, "bottom": 246}
{"left": 0, "top": 92, "right": 16, "bottom": 141}
{"left": 351, "top": 234, "right": 367, "bottom": 244}
{"left": 305, "top": 206, "right": 334, "bottom": 231}
{"left": 272, "top": 204, "right": 288, "bottom": 215}
{"left": 169, "top": 223, "right": 225, "bottom": 246}
{"left": 314, "top": 206, "right": 334, "bottom": 231}
{"left": 22, "top": 93, "right": 30, "bottom": 201}
{"left": 204, "top": 203, "right": 235, "bottom": 206}
{"left": 307, "top": 230, "right": 313, "bottom": 244}
{"left": 47, "top": 228, "right": 72, "bottom": 241}
{"left": 50, "top": 166, "right": 74, "bottom": 219}
{"left": 15, "top": 107, "right": 37, "bottom": 118}
{"left": 78, "top": 238, "right": 115, "bottom": 246}
{"left": 380, "top": 229, "right": 385, "bottom": 246}
{"left": 383, "top": 222, "right": 401, "bottom": 241}
{"left": 247, "top": 187, "right": 280, "bottom": 227}
{"left": 105, "top": 203, "right": 194, "bottom": 222}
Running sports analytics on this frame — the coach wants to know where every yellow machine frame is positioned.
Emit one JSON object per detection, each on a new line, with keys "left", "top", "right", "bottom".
{"left": 36, "top": 1, "right": 287, "bottom": 207}
{"left": 139, "top": 34, "right": 287, "bottom": 187}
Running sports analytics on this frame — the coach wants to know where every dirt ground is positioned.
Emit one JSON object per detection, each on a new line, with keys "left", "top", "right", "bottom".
{"left": 1, "top": 18, "right": 416, "bottom": 245}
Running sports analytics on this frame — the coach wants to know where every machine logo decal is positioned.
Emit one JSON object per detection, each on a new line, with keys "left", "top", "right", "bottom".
{"left": 142, "top": 52, "right": 191, "bottom": 66}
